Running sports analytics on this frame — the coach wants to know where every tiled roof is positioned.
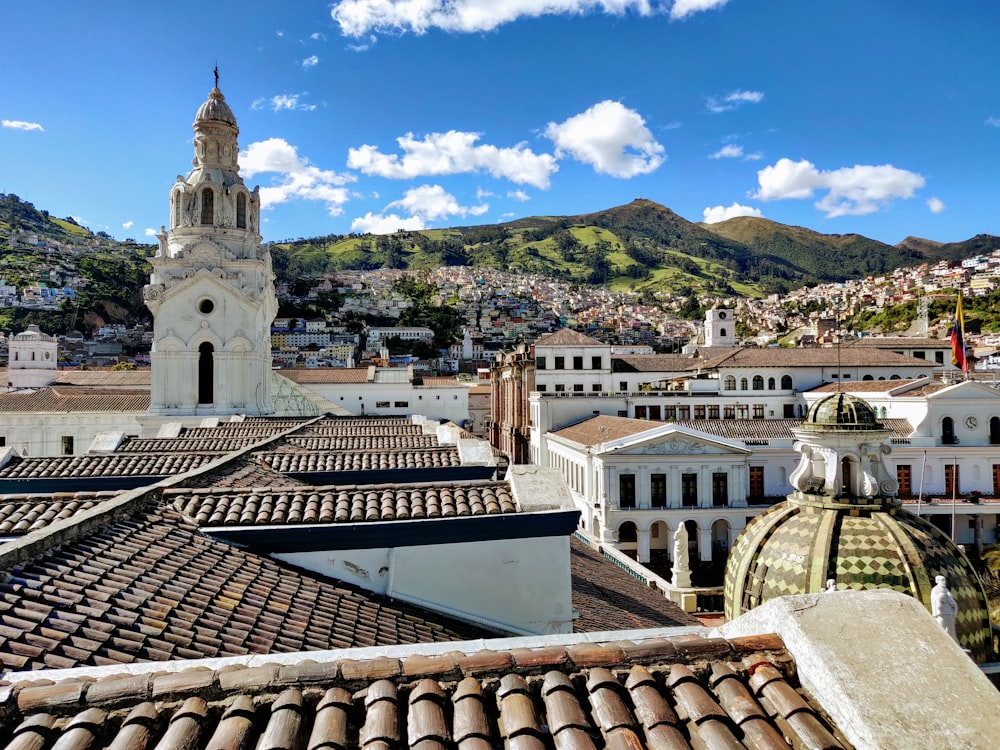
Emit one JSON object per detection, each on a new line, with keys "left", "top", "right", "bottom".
{"left": 283, "top": 434, "right": 440, "bottom": 451}
{"left": 255, "top": 448, "right": 462, "bottom": 474}
{"left": 0, "top": 634, "right": 850, "bottom": 750}
{"left": 0, "top": 492, "right": 118, "bottom": 536}
{"left": 846, "top": 336, "right": 952, "bottom": 348}
{"left": 0, "top": 506, "right": 486, "bottom": 671}
{"left": 551, "top": 416, "right": 667, "bottom": 447}
{"left": 179, "top": 458, "right": 313, "bottom": 490}
{"left": 117, "top": 437, "right": 269, "bottom": 454}
{"left": 295, "top": 424, "right": 423, "bottom": 437}
{"left": 279, "top": 368, "right": 371, "bottom": 384}
{"left": 167, "top": 480, "right": 517, "bottom": 526}
{"left": 0, "top": 453, "right": 219, "bottom": 480}
{"left": 809, "top": 379, "right": 926, "bottom": 393}
{"left": 417, "top": 376, "right": 465, "bottom": 387}
{"left": 54, "top": 370, "right": 151, "bottom": 387}
{"left": 552, "top": 415, "right": 914, "bottom": 445}
{"left": 706, "top": 347, "right": 933, "bottom": 368}
{"left": 0, "top": 388, "right": 150, "bottom": 413}
{"left": 534, "top": 328, "right": 606, "bottom": 347}
{"left": 569, "top": 538, "right": 698, "bottom": 631}
{"left": 613, "top": 354, "right": 701, "bottom": 372}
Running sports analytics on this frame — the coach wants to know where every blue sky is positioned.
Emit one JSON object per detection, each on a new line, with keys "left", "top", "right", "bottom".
{"left": 2, "top": 1, "right": 999, "bottom": 246}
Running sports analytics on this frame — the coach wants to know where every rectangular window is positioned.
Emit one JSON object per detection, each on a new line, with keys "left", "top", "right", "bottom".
{"left": 753, "top": 404, "right": 765, "bottom": 418}
{"left": 619, "top": 474, "right": 636, "bottom": 508}
{"left": 664, "top": 405, "right": 677, "bottom": 420}
{"left": 681, "top": 473, "right": 698, "bottom": 507}
{"left": 935, "top": 351, "right": 945, "bottom": 364}
{"left": 536, "top": 356, "right": 546, "bottom": 370}
{"left": 677, "top": 405, "right": 690, "bottom": 420}
{"left": 713, "top": 472, "right": 728, "bottom": 506}
{"left": 555, "top": 356, "right": 565, "bottom": 369}
{"left": 708, "top": 405, "right": 720, "bottom": 419}
{"left": 897, "top": 465, "right": 912, "bottom": 497}
{"left": 0, "top": 436, "right": 5, "bottom": 447}
{"left": 537, "top": 384, "right": 547, "bottom": 391}
{"left": 646, "top": 405, "right": 659, "bottom": 421}
{"left": 591, "top": 383, "right": 602, "bottom": 392}
{"left": 994, "top": 465, "right": 1000, "bottom": 496}
{"left": 724, "top": 405, "right": 736, "bottom": 419}
{"left": 573, "top": 356, "right": 584, "bottom": 370}
{"left": 61, "top": 436, "right": 74, "bottom": 455}
{"left": 375, "top": 401, "right": 390, "bottom": 408}
{"left": 651, "top": 473, "right": 666, "bottom": 507}
{"left": 749, "top": 466, "right": 765, "bottom": 499}
{"left": 635, "top": 405, "right": 647, "bottom": 419}
{"left": 591, "top": 356, "right": 602, "bottom": 369}
{"left": 694, "top": 405, "right": 706, "bottom": 420}
{"left": 619, "top": 381, "right": 628, "bottom": 392}
{"left": 945, "top": 464, "right": 959, "bottom": 497}
{"left": 736, "top": 404, "right": 749, "bottom": 419}
{"left": 555, "top": 384, "right": 565, "bottom": 392}
{"left": 573, "top": 383, "right": 583, "bottom": 392}
{"left": 394, "top": 401, "right": 408, "bottom": 407}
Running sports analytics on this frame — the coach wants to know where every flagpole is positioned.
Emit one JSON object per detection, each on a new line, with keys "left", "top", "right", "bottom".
{"left": 916, "top": 450, "right": 926, "bottom": 516}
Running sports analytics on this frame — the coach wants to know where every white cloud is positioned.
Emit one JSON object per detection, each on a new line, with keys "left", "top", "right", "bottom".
{"left": 347, "top": 130, "right": 558, "bottom": 188}
{"left": 2, "top": 119, "right": 44, "bottom": 132}
{"left": 709, "top": 144, "right": 743, "bottom": 159}
{"left": 927, "top": 196, "right": 946, "bottom": 214}
{"left": 986, "top": 116, "right": 1000, "bottom": 127}
{"left": 476, "top": 188, "right": 495, "bottom": 199}
{"left": 709, "top": 143, "right": 761, "bottom": 160}
{"left": 706, "top": 89, "right": 764, "bottom": 113}
{"left": 508, "top": 190, "right": 531, "bottom": 202}
{"left": 302, "top": 55, "right": 319, "bottom": 68}
{"left": 752, "top": 157, "right": 926, "bottom": 217}
{"left": 353, "top": 184, "right": 489, "bottom": 234}
{"left": 545, "top": 100, "right": 665, "bottom": 178}
{"left": 122, "top": 220, "right": 134, "bottom": 230}
{"left": 352, "top": 212, "right": 427, "bottom": 234}
{"left": 331, "top": 1, "right": 663, "bottom": 37}
{"left": 310, "top": 32, "right": 327, "bottom": 40}
{"left": 251, "top": 94, "right": 317, "bottom": 112}
{"left": 144, "top": 228, "right": 158, "bottom": 237}
{"left": 240, "top": 137, "right": 356, "bottom": 215}
{"left": 702, "top": 202, "right": 762, "bottom": 223}
{"left": 671, "top": 0, "right": 728, "bottom": 19}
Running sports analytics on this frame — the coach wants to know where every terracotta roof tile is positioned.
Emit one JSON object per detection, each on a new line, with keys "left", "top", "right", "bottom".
{"left": 279, "top": 368, "right": 371, "bottom": 384}
{"left": 0, "top": 493, "right": 119, "bottom": 536}
{"left": 0, "top": 388, "right": 150, "bottom": 413}
{"left": 0, "top": 454, "right": 218, "bottom": 480}
{"left": 533, "top": 329, "right": 606, "bottom": 347}
{"left": 570, "top": 538, "right": 699, "bottom": 631}
{"left": 167, "top": 480, "right": 518, "bottom": 526}
{"left": 0, "top": 507, "right": 488, "bottom": 670}
{"left": 0, "top": 635, "right": 848, "bottom": 750}
{"left": 255, "top": 448, "right": 462, "bottom": 474}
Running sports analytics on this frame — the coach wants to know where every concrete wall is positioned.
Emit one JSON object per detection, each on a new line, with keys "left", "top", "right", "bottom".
{"left": 275, "top": 533, "right": 574, "bottom": 635}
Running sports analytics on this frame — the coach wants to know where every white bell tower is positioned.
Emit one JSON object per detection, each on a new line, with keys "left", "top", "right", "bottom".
{"left": 704, "top": 306, "right": 736, "bottom": 347}
{"left": 144, "top": 71, "right": 277, "bottom": 416}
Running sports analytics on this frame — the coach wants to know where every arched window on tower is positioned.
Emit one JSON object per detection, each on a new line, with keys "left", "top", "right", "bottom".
{"left": 237, "top": 193, "right": 247, "bottom": 229}
{"left": 198, "top": 342, "right": 214, "bottom": 405}
{"left": 767, "top": 377, "right": 776, "bottom": 390}
{"left": 942, "top": 416, "right": 957, "bottom": 445}
{"left": 781, "top": 375, "right": 793, "bottom": 390}
{"left": 990, "top": 416, "right": 1000, "bottom": 445}
{"left": 200, "top": 188, "right": 214, "bottom": 225}
{"left": 719, "top": 327, "right": 727, "bottom": 338}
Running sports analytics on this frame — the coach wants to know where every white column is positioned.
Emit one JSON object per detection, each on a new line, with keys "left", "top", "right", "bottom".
{"left": 699, "top": 465, "right": 711, "bottom": 508}
{"left": 637, "top": 528, "right": 651, "bottom": 563}
{"left": 699, "top": 526, "right": 713, "bottom": 562}
{"left": 638, "top": 464, "right": 648, "bottom": 509}
{"left": 669, "top": 466, "right": 681, "bottom": 508}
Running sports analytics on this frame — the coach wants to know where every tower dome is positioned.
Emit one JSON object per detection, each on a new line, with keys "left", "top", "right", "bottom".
{"left": 724, "top": 392, "right": 993, "bottom": 662}
{"left": 194, "top": 86, "right": 237, "bottom": 127}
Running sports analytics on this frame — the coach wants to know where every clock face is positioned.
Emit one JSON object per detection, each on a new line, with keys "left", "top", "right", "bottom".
{"left": 965, "top": 415, "right": 978, "bottom": 429}
{"left": 719, "top": 311, "right": 727, "bottom": 319}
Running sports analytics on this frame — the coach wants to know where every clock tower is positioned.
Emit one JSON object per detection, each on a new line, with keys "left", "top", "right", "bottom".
{"left": 704, "top": 306, "right": 736, "bottom": 347}
{"left": 144, "top": 73, "right": 277, "bottom": 416}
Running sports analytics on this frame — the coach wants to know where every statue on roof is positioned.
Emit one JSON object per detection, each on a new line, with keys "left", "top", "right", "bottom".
{"left": 931, "top": 575, "right": 959, "bottom": 643}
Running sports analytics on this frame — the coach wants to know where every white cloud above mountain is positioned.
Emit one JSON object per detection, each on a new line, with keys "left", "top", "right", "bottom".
{"left": 240, "top": 138, "right": 355, "bottom": 216}
{"left": 702, "top": 202, "right": 762, "bottom": 223}
{"left": 927, "top": 196, "right": 945, "bottom": 214}
{"left": 347, "top": 130, "right": 558, "bottom": 188}
{"left": 352, "top": 184, "right": 488, "bottom": 234}
{"left": 544, "top": 100, "right": 665, "bottom": 178}
{"left": 752, "top": 157, "right": 926, "bottom": 217}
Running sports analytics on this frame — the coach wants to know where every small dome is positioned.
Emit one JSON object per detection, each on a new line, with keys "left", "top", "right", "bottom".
{"left": 800, "top": 391, "right": 883, "bottom": 432}
{"left": 724, "top": 498, "right": 993, "bottom": 661}
{"left": 194, "top": 87, "right": 237, "bottom": 127}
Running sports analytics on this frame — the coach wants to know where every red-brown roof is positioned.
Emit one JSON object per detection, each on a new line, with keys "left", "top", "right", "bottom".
{"left": 0, "top": 387, "right": 150, "bottom": 413}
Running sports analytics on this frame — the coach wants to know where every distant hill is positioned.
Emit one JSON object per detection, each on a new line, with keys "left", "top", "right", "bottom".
{"left": 276, "top": 199, "right": 995, "bottom": 298}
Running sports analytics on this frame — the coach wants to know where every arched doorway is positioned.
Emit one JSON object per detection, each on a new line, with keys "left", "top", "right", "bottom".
{"left": 711, "top": 519, "right": 731, "bottom": 563}
{"left": 198, "top": 342, "right": 214, "bottom": 405}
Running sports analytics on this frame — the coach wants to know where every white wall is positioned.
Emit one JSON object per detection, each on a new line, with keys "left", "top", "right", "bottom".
{"left": 275, "top": 532, "right": 574, "bottom": 635}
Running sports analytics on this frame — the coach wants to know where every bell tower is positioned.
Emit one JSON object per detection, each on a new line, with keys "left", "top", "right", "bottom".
{"left": 144, "top": 72, "right": 277, "bottom": 416}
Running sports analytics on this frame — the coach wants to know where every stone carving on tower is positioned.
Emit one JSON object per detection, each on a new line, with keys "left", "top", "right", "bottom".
{"left": 144, "top": 72, "right": 277, "bottom": 416}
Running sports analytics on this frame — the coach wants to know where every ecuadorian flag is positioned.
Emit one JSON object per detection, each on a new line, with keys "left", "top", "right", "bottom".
{"left": 951, "top": 293, "right": 968, "bottom": 372}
